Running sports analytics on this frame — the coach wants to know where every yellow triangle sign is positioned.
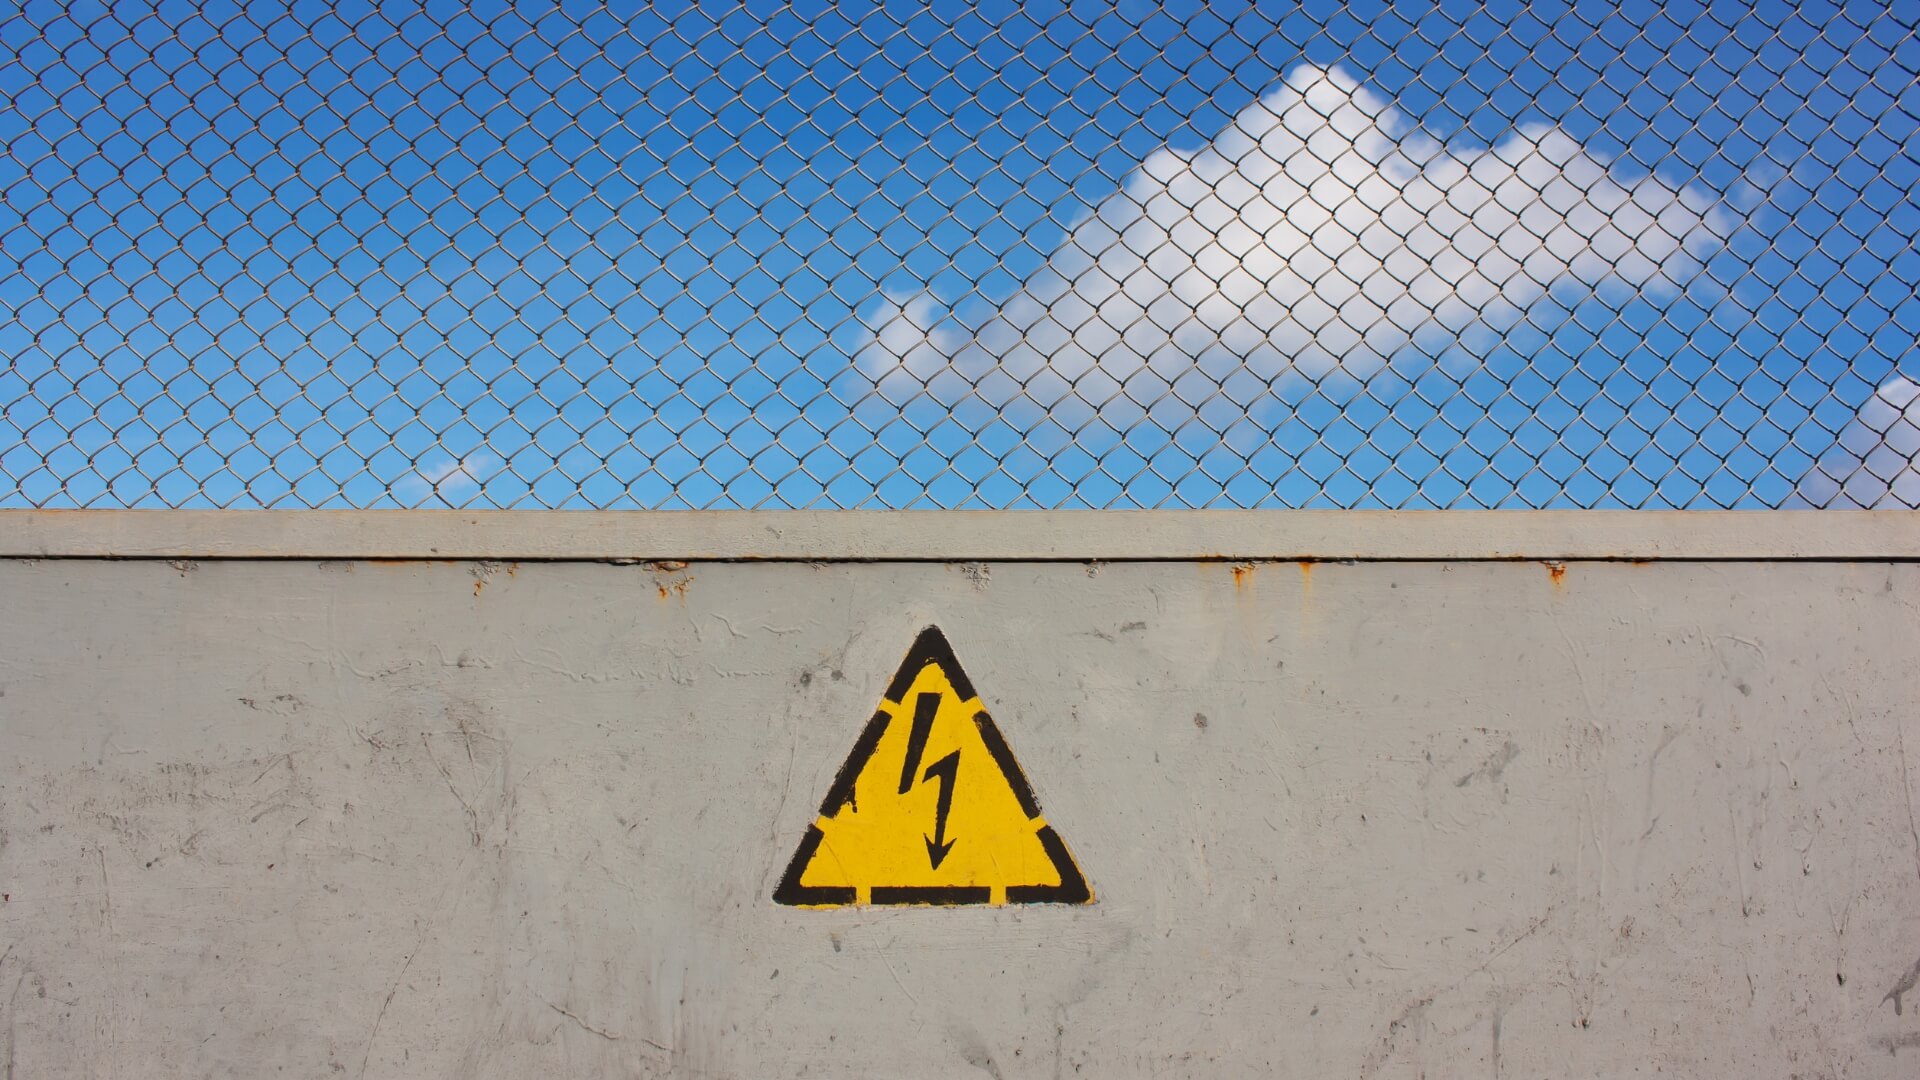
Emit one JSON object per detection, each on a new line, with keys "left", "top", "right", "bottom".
{"left": 774, "top": 626, "right": 1091, "bottom": 907}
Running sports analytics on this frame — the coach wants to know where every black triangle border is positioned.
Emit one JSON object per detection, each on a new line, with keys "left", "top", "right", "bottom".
{"left": 773, "top": 625, "right": 1090, "bottom": 906}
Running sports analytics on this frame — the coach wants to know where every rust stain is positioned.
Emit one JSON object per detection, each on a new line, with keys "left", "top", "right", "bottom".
{"left": 1545, "top": 560, "right": 1567, "bottom": 587}
{"left": 1296, "top": 559, "right": 1314, "bottom": 582}
{"left": 1230, "top": 561, "right": 1254, "bottom": 587}
{"left": 650, "top": 564, "right": 693, "bottom": 602}
{"left": 472, "top": 578, "right": 486, "bottom": 596}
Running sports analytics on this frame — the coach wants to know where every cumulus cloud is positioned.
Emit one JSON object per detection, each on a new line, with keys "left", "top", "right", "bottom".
{"left": 1795, "top": 376, "right": 1920, "bottom": 509}
{"left": 857, "top": 63, "right": 1734, "bottom": 417}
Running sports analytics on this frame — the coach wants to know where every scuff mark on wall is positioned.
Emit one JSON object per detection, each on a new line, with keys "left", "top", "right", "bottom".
{"left": 1877, "top": 1032, "right": 1920, "bottom": 1056}
{"left": 1883, "top": 954, "right": 1920, "bottom": 1015}
{"left": 1455, "top": 740, "right": 1521, "bottom": 789}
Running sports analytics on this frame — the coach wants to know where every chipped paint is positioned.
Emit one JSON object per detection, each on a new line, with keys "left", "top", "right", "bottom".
{"left": 469, "top": 560, "right": 517, "bottom": 596}
{"left": 647, "top": 560, "right": 694, "bottom": 602}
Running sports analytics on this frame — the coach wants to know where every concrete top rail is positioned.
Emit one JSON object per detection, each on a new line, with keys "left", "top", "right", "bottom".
{"left": 2, "top": 510, "right": 1918, "bottom": 561}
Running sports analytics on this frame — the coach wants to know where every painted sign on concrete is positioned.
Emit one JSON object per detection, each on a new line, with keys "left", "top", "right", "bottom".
{"left": 774, "top": 626, "right": 1090, "bottom": 907}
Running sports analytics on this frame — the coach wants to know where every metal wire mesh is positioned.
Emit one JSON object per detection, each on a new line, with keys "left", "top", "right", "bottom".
{"left": 2, "top": 1, "right": 1917, "bottom": 509}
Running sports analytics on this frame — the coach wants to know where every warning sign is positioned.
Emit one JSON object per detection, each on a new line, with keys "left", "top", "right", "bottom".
{"left": 774, "top": 626, "right": 1091, "bottom": 907}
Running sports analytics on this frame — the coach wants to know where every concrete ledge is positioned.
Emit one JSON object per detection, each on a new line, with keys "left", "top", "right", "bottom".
{"left": 3, "top": 510, "right": 1918, "bottom": 561}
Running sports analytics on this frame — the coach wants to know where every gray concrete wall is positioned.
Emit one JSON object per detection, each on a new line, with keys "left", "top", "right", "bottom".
{"left": 2, "top": 513, "right": 1919, "bottom": 1077}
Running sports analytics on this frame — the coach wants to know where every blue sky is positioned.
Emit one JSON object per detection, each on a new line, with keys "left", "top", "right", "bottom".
{"left": 0, "top": 0, "right": 1916, "bottom": 508}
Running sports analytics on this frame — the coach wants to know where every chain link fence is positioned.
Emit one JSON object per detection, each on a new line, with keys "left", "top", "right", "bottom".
{"left": 1, "top": 1, "right": 1916, "bottom": 510}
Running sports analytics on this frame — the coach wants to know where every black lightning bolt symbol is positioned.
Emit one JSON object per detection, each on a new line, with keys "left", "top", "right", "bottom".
{"left": 920, "top": 750, "right": 959, "bottom": 868}
{"left": 898, "top": 693, "right": 939, "bottom": 794}
{"left": 896, "top": 693, "right": 960, "bottom": 868}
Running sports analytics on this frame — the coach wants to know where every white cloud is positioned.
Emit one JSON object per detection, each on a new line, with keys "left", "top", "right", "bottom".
{"left": 1795, "top": 376, "right": 1920, "bottom": 509}
{"left": 857, "top": 63, "right": 1733, "bottom": 417}
{"left": 400, "top": 450, "right": 500, "bottom": 504}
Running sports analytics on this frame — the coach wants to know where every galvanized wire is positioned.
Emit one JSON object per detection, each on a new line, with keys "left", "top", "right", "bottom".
{"left": 1, "top": 1, "right": 1917, "bottom": 509}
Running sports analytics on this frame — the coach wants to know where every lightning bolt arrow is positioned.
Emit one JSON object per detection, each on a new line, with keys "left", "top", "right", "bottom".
{"left": 920, "top": 749, "right": 959, "bottom": 869}
{"left": 898, "top": 693, "right": 939, "bottom": 794}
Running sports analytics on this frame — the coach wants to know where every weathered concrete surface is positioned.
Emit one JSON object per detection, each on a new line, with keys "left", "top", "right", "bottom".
{"left": 2, "top": 556, "right": 1918, "bottom": 1077}
{"left": 7, "top": 508, "right": 1920, "bottom": 561}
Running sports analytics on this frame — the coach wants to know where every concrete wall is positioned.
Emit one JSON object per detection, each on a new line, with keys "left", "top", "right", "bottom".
{"left": 2, "top": 512, "right": 1918, "bottom": 1078}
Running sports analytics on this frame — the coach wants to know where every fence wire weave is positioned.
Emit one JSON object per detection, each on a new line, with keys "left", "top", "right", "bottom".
{"left": 2, "top": 1, "right": 1917, "bottom": 509}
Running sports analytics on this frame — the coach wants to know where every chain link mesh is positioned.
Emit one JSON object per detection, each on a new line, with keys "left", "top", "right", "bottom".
{"left": 1, "top": 2, "right": 1916, "bottom": 509}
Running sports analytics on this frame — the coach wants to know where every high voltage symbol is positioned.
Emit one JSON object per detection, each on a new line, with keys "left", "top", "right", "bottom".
{"left": 774, "top": 627, "right": 1091, "bottom": 907}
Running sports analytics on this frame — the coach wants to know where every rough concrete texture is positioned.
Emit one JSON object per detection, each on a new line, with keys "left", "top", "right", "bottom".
{"left": 7, "top": 508, "right": 1920, "bottom": 561}
{"left": 2, "top": 556, "right": 1918, "bottom": 1078}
